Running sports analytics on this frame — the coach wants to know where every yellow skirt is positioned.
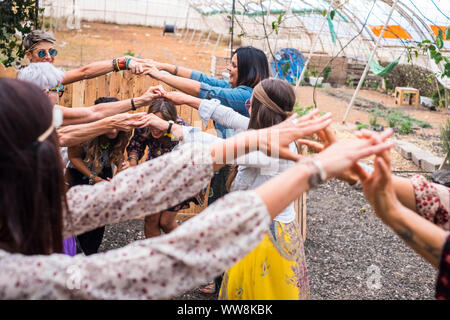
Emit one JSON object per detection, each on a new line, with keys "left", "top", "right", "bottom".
{"left": 219, "top": 220, "right": 309, "bottom": 300}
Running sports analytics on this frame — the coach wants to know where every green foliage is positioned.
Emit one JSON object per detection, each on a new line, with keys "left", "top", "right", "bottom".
{"left": 441, "top": 118, "right": 450, "bottom": 165}
{"left": 399, "top": 120, "right": 413, "bottom": 135}
{"left": 346, "top": 77, "right": 355, "bottom": 88}
{"left": 407, "top": 34, "right": 450, "bottom": 79}
{"left": 386, "top": 113, "right": 398, "bottom": 128}
{"left": 323, "top": 66, "right": 331, "bottom": 82}
{"left": 381, "top": 63, "right": 439, "bottom": 98}
{"left": 271, "top": 12, "right": 285, "bottom": 35}
{"left": 369, "top": 108, "right": 431, "bottom": 135}
{"left": 357, "top": 123, "right": 369, "bottom": 130}
{"left": 432, "top": 86, "right": 447, "bottom": 108}
{"left": 124, "top": 51, "right": 135, "bottom": 57}
{"left": 293, "top": 103, "right": 314, "bottom": 117}
{"left": 303, "top": 69, "right": 310, "bottom": 81}
{"left": 0, "top": 0, "right": 42, "bottom": 67}
{"left": 369, "top": 112, "right": 378, "bottom": 126}
{"left": 310, "top": 66, "right": 318, "bottom": 77}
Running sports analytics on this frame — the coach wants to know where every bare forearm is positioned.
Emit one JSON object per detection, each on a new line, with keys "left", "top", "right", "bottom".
{"left": 159, "top": 63, "right": 192, "bottom": 79}
{"left": 157, "top": 73, "right": 201, "bottom": 97}
{"left": 89, "top": 96, "right": 146, "bottom": 122}
{"left": 182, "top": 95, "right": 202, "bottom": 109}
{"left": 62, "top": 60, "right": 114, "bottom": 85}
{"left": 382, "top": 204, "right": 447, "bottom": 268}
{"left": 57, "top": 118, "right": 114, "bottom": 147}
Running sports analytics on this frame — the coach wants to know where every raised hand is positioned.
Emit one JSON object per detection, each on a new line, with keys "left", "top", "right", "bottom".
{"left": 140, "top": 85, "right": 166, "bottom": 104}
{"left": 127, "top": 60, "right": 145, "bottom": 75}
{"left": 241, "top": 111, "right": 333, "bottom": 162}
{"left": 143, "top": 65, "right": 163, "bottom": 80}
{"left": 110, "top": 112, "right": 150, "bottom": 131}
{"left": 314, "top": 129, "right": 394, "bottom": 180}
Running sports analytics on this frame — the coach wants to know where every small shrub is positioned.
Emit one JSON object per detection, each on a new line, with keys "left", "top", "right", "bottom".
{"left": 323, "top": 66, "right": 331, "bottom": 82}
{"left": 441, "top": 118, "right": 450, "bottom": 165}
{"left": 357, "top": 123, "right": 369, "bottom": 130}
{"left": 386, "top": 114, "right": 398, "bottom": 128}
{"left": 399, "top": 120, "right": 413, "bottom": 134}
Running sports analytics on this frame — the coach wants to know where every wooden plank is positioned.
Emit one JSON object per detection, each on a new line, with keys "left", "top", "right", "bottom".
{"left": 71, "top": 80, "right": 85, "bottom": 108}
{"left": 61, "top": 83, "right": 73, "bottom": 108}
{"left": 179, "top": 104, "right": 192, "bottom": 126}
{"left": 109, "top": 72, "right": 122, "bottom": 101}
{"left": 134, "top": 74, "right": 146, "bottom": 98}
{"left": 84, "top": 78, "right": 98, "bottom": 107}
{"left": 96, "top": 74, "right": 109, "bottom": 99}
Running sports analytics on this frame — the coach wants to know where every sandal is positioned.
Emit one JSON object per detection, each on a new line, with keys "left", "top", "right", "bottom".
{"left": 199, "top": 283, "right": 216, "bottom": 294}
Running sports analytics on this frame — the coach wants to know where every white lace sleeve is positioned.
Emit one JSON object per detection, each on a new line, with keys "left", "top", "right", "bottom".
{"left": 198, "top": 99, "right": 249, "bottom": 131}
{"left": 0, "top": 191, "right": 270, "bottom": 299}
{"left": 63, "top": 143, "right": 214, "bottom": 238}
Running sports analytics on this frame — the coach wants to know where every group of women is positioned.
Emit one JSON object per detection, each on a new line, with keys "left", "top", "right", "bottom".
{"left": 0, "top": 30, "right": 448, "bottom": 300}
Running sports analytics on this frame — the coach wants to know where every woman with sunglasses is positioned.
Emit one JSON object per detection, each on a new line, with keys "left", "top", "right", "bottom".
{"left": 18, "top": 62, "right": 163, "bottom": 147}
{"left": 24, "top": 30, "right": 146, "bottom": 85}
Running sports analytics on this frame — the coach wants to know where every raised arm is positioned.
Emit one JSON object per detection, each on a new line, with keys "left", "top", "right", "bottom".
{"left": 145, "top": 66, "right": 201, "bottom": 97}
{"left": 164, "top": 91, "right": 249, "bottom": 131}
{"left": 58, "top": 85, "right": 165, "bottom": 126}
{"left": 62, "top": 57, "right": 145, "bottom": 85}
{"left": 57, "top": 113, "right": 149, "bottom": 147}
{"left": 0, "top": 129, "right": 395, "bottom": 300}
{"left": 355, "top": 150, "right": 449, "bottom": 268}
{"left": 63, "top": 114, "right": 334, "bottom": 236}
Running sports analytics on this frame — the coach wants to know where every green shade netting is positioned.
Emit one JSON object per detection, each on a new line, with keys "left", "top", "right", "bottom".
{"left": 327, "top": 13, "right": 336, "bottom": 43}
{"left": 367, "top": 52, "right": 403, "bottom": 77}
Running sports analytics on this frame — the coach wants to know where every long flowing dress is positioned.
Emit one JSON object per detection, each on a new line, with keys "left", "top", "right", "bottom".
{"left": 185, "top": 99, "right": 310, "bottom": 300}
{"left": 0, "top": 143, "right": 272, "bottom": 299}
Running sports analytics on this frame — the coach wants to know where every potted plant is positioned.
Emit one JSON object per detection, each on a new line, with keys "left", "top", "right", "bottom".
{"left": 308, "top": 67, "right": 323, "bottom": 86}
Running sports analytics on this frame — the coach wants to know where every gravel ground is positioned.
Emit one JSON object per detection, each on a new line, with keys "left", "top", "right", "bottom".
{"left": 97, "top": 178, "right": 437, "bottom": 300}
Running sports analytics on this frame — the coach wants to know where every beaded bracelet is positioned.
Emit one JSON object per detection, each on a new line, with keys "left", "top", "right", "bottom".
{"left": 125, "top": 58, "right": 131, "bottom": 70}
{"left": 115, "top": 58, "right": 121, "bottom": 72}
{"left": 112, "top": 58, "right": 118, "bottom": 72}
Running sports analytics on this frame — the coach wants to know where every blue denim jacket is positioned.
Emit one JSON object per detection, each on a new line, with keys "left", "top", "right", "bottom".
{"left": 190, "top": 70, "right": 251, "bottom": 138}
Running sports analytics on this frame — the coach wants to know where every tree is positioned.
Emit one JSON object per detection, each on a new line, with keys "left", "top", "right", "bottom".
{"left": 0, "top": 0, "right": 42, "bottom": 67}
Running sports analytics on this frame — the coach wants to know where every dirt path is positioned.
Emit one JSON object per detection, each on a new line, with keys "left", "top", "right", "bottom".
{"left": 53, "top": 22, "right": 220, "bottom": 73}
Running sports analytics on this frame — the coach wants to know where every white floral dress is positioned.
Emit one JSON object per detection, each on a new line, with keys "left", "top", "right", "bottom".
{"left": 0, "top": 143, "right": 270, "bottom": 299}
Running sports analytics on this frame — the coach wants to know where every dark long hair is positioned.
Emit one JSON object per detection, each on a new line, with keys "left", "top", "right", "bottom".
{"left": 234, "top": 46, "right": 270, "bottom": 88}
{"left": 0, "top": 78, "right": 65, "bottom": 255}
{"left": 226, "top": 78, "right": 296, "bottom": 191}
{"left": 84, "top": 97, "right": 132, "bottom": 173}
